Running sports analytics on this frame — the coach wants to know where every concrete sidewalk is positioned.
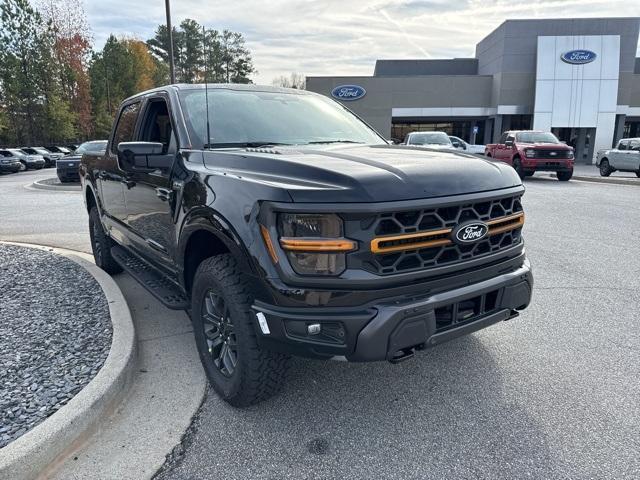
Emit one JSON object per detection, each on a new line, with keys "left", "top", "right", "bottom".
{"left": 48, "top": 272, "right": 206, "bottom": 480}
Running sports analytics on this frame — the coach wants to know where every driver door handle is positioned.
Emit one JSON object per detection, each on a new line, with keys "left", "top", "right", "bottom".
{"left": 155, "top": 187, "right": 172, "bottom": 202}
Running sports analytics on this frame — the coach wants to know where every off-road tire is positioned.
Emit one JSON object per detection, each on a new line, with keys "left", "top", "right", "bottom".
{"left": 191, "top": 254, "right": 289, "bottom": 407}
{"left": 599, "top": 159, "right": 612, "bottom": 177}
{"left": 89, "top": 206, "right": 123, "bottom": 274}
{"left": 557, "top": 170, "right": 573, "bottom": 181}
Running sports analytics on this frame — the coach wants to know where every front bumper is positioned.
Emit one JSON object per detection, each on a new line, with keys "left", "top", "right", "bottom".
{"left": 522, "top": 158, "right": 573, "bottom": 171}
{"left": 0, "top": 162, "right": 21, "bottom": 173}
{"left": 252, "top": 258, "right": 533, "bottom": 362}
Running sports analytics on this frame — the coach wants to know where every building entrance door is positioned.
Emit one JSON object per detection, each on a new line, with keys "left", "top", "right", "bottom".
{"left": 552, "top": 127, "right": 596, "bottom": 164}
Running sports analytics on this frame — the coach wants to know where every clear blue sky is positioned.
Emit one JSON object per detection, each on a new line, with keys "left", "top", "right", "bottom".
{"left": 86, "top": 1, "right": 640, "bottom": 84}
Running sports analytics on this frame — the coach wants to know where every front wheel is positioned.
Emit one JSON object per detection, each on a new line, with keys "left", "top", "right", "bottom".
{"left": 191, "top": 255, "right": 289, "bottom": 407}
{"left": 512, "top": 157, "right": 526, "bottom": 180}
{"left": 557, "top": 170, "right": 573, "bottom": 181}
{"left": 636, "top": 171, "right": 640, "bottom": 178}
{"left": 599, "top": 159, "right": 612, "bottom": 177}
{"left": 89, "top": 206, "right": 123, "bottom": 274}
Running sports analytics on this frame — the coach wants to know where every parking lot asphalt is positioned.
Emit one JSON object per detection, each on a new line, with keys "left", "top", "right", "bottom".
{"left": 1, "top": 170, "right": 638, "bottom": 479}
{"left": 0, "top": 169, "right": 90, "bottom": 253}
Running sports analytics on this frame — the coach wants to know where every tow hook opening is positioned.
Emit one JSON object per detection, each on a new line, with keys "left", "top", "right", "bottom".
{"left": 389, "top": 346, "right": 418, "bottom": 364}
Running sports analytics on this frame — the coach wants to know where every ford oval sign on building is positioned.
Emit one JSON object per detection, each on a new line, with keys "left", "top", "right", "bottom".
{"left": 560, "top": 49, "right": 597, "bottom": 65}
{"left": 331, "top": 85, "right": 366, "bottom": 101}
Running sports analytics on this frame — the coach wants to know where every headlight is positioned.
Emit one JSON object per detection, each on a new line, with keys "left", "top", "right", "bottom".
{"left": 273, "top": 213, "right": 356, "bottom": 276}
{"left": 567, "top": 150, "right": 574, "bottom": 159}
{"left": 525, "top": 149, "right": 536, "bottom": 158}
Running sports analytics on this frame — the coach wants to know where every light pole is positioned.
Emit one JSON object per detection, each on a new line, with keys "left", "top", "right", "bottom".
{"left": 165, "top": 0, "right": 176, "bottom": 84}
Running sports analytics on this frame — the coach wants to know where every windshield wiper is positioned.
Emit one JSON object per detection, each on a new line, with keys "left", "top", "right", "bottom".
{"left": 204, "top": 141, "right": 294, "bottom": 149}
{"left": 306, "top": 140, "right": 364, "bottom": 145}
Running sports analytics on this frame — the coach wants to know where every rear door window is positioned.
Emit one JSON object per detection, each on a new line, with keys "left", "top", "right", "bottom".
{"left": 111, "top": 102, "right": 141, "bottom": 154}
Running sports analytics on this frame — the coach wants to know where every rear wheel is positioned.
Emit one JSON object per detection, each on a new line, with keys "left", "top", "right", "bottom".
{"left": 18, "top": 162, "right": 26, "bottom": 172}
{"left": 557, "top": 170, "right": 573, "bottom": 181}
{"left": 191, "top": 254, "right": 289, "bottom": 407}
{"left": 512, "top": 157, "right": 525, "bottom": 180}
{"left": 89, "top": 206, "right": 122, "bottom": 274}
{"left": 599, "top": 159, "right": 612, "bottom": 177}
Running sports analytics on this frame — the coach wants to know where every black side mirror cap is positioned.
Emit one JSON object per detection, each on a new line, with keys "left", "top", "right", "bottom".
{"left": 504, "top": 140, "right": 514, "bottom": 147}
{"left": 117, "top": 142, "right": 171, "bottom": 171}
{"left": 117, "top": 141, "right": 164, "bottom": 156}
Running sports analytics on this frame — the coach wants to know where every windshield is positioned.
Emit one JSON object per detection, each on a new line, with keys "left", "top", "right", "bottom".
{"left": 56, "top": 146, "right": 70, "bottom": 153}
{"left": 516, "top": 132, "right": 560, "bottom": 144}
{"left": 7, "top": 149, "right": 25, "bottom": 158}
{"left": 178, "top": 88, "right": 385, "bottom": 149}
{"left": 76, "top": 141, "right": 107, "bottom": 154}
{"left": 407, "top": 132, "right": 452, "bottom": 146}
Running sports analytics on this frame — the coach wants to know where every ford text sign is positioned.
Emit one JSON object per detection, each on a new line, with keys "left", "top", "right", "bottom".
{"left": 331, "top": 85, "right": 366, "bottom": 101}
{"left": 561, "top": 50, "right": 597, "bottom": 65}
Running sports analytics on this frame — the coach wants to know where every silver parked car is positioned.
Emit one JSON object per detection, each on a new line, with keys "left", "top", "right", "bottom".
{"left": 404, "top": 131, "right": 457, "bottom": 150}
{"left": 449, "top": 136, "right": 486, "bottom": 155}
{"left": 596, "top": 138, "right": 640, "bottom": 177}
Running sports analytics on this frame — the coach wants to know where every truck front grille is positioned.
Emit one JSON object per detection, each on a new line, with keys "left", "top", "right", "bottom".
{"left": 533, "top": 149, "right": 572, "bottom": 159}
{"left": 357, "top": 194, "right": 523, "bottom": 275}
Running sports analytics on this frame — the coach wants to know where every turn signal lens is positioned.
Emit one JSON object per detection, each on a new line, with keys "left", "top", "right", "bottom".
{"left": 280, "top": 238, "right": 356, "bottom": 252}
{"left": 260, "top": 225, "right": 279, "bottom": 264}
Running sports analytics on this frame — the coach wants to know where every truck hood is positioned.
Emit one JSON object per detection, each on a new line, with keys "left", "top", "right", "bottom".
{"left": 519, "top": 142, "right": 572, "bottom": 149}
{"left": 201, "top": 144, "right": 521, "bottom": 203}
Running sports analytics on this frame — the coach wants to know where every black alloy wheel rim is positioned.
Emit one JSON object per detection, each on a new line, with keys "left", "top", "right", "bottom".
{"left": 202, "top": 290, "right": 238, "bottom": 377}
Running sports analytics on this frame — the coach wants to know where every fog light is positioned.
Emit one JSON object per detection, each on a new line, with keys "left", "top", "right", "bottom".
{"left": 307, "top": 323, "right": 321, "bottom": 335}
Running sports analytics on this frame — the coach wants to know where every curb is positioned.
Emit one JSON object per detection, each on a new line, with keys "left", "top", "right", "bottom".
{"left": 0, "top": 243, "right": 137, "bottom": 480}
{"left": 571, "top": 175, "right": 639, "bottom": 186}
{"left": 30, "top": 178, "right": 81, "bottom": 192}
{"left": 537, "top": 172, "right": 639, "bottom": 186}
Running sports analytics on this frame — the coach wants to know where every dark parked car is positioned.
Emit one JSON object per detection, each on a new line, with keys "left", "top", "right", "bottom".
{"left": 46, "top": 146, "right": 72, "bottom": 156}
{"left": 0, "top": 150, "right": 23, "bottom": 173}
{"left": 21, "top": 147, "right": 62, "bottom": 168}
{"left": 2, "top": 149, "right": 46, "bottom": 170}
{"left": 57, "top": 140, "right": 107, "bottom": 183}
{"left": 81, "top": 84, "right": 532, "bottom": 407}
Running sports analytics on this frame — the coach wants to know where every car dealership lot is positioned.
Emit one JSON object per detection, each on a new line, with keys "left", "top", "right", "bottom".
{"left": 1, "top": 172, "right": 638, "bottom": 479}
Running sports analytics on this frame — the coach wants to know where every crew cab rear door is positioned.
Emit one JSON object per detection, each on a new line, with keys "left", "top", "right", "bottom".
{"left": 120, "top": 94, "right": 180, "bottom": 272}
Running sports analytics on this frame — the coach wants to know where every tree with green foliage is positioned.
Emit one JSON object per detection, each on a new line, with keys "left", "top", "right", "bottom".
{"left": 0, "top": 0, "right": 77, "bottom": 145}
{"left": 147, "top": 19, "right": 255, "bottom": 84}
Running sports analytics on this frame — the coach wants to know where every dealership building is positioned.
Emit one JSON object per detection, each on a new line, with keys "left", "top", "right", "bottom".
{"left": 306, "top": 17, "right": 640, "bottom": 163}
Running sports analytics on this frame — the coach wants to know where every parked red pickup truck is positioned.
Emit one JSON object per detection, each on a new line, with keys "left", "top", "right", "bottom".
{"left": 485, "top": 130, "right": 574, "bottom": 181}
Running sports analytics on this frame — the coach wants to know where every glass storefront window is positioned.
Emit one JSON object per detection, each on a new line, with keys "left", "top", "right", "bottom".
{"left": 391, "top": 121, "right": 484, "bottom": 145}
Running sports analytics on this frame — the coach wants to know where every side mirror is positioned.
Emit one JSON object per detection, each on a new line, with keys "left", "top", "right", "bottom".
{"left": 117, "top": 142, "right": 171, "bottom": 171}
{"left": 451, "top": 141, "right": 460, "bottom": 148}
{"left": 504, "top": 140, "right": 514, "bottom": 148}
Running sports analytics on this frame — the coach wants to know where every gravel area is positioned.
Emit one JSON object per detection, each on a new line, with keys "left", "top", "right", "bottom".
{"left": 0, "top": 244, "right": 112, "bottom": 449}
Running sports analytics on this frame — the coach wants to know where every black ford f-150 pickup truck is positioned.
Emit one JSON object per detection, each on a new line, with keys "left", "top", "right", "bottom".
{"left": 80, "top": 84, "right": 533, "bottom": 406}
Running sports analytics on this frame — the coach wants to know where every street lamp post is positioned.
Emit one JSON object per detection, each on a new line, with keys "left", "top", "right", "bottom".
{"left": 165, "top": 0, "right": 176, "bottom": 84}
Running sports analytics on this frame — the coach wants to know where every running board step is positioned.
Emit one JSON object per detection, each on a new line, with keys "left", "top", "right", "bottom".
{"left": 110, "top": 245, "right": 189, "bottom": 310}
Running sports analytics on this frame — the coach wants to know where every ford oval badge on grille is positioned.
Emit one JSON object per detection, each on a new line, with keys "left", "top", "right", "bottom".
{"left": 453, "top": 222, "right": 489, "bottom": 244}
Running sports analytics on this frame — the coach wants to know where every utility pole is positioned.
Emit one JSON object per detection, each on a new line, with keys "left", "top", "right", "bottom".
{"left": 165, "top": 0, "right": 176, "bottom": 84}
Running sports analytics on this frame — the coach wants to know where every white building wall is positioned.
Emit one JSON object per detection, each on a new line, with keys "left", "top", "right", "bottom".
{"left": 533, "top": 35, "right": 620, "bottom": 163}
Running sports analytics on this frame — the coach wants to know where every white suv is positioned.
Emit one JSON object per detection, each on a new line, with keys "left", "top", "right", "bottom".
{"left": 596, "top": 138, "right": 640, "bottom": 177}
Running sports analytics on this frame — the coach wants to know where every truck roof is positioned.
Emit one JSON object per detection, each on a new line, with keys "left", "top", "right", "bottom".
{"left": 122, "top": 83, "right": 312, "bottom": 104}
